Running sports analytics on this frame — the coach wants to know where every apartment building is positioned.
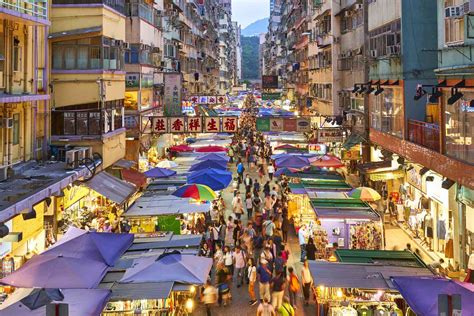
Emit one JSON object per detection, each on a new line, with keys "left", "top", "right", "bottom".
{"left": 50, "top": 0, "right": 127, "bottom": 169}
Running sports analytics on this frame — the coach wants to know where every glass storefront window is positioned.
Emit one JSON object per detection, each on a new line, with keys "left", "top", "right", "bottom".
{"left": 444, "top": 91, "right": 474, "bottom": 164}
{"left": 370, "top": 87, "right": 403, "bottom": 138}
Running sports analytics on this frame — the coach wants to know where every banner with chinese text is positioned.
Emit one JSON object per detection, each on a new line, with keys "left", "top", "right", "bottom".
{"left": 148, "top": 116, "right": 239, "bottom": 134}
{"left": 164, "top": 73, "right": 182, "bottom": 116}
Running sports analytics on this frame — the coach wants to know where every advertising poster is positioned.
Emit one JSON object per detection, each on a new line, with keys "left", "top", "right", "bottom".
{"left": 164, "top": 73, "right": 182, "bottom": 116}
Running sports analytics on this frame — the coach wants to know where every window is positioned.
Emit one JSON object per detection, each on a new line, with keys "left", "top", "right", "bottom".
{"left": 63, "top": 112, "right": 76, "bottom": 135}
{"left": 445, "top": 91, "right": 474, "bottom": 163}
{"left": 13, "top": 40, "right": 22, "bottom": 72}
{"left": 369, "top": 87, "right": 403, "bottom": 138}
{"left": 76, "top": 112, "right": 89, "bottom": 135}
{"left": 369, "top": 20, "right": 401, "bottom": 57}
{"left": 12, "top": 114, "right": 20, "bottom": 145}
{"left": 89, "top": 112, "right": 101, "bottom": 135}
{"left": 445, "top": 17, "right": 464, "bottom": 45}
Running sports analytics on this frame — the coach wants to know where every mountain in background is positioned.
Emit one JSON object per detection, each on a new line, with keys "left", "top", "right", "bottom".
{"left": 242, "top": 18, "right": 268, "bottom": 37}
{"left": 241, "top": 36, "right": 260, "bottom": 80}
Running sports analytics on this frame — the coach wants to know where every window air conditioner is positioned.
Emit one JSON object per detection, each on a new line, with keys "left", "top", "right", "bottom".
{"left": 65, "top": 150, "right": 78, "bottom": 170}
{"left": 0, "top": 166, "right": 8, "bottom": 182}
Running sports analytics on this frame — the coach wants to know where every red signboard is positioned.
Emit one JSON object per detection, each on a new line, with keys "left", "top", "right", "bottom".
{"left": 283, "top": 119, "right": 297, "bottom": 131}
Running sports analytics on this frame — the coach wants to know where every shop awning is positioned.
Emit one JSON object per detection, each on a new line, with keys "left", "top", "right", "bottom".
{"left": 357, "top": 160, "right": 392, "bottom": 173}
{"left": 392, "top": 277, "right": 474, "bottom": 315}
{"left": 335, "top": 250, "right": 428, "bottom": 268}
{"left": 113, "top": 159, "right": 137, "bottom": 169}
{"left": 314, "top": 208, "right": 380, "bottom": 221}
{"left": 342, "top": 133, "right": 365, "bottom": 150}
{"left": 84, "top": 172, "right": 137, "bottom": 206}
{"left": 128, "top": 235, "right": 203, "bottom": 251}
{"left": 106, "top": 282, "right": 174, "bottom": 300}
{"left": 124, "top": 195, "right": 210, "bottom": 217}
{"left": 121, "top": 169, "right": 147, "bottom": 189}
{"left": 368, "top": 169, "right": 405, "bottom": 181}
{"left": 308, "top": 261, "right": 434, "bottom": 290}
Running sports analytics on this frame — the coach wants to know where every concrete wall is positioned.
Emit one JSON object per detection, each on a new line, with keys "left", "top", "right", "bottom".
{"left": 126, "top": 17, "right": 162, "bottom": 47}
{"left": 52, "top": 72, "right": 125, "bottom": 107}
{"left": 368, "top": 0, "right": 401, "bottom": 31}
{"left": 51, "top": 6, "right": 126, "bottom": 41}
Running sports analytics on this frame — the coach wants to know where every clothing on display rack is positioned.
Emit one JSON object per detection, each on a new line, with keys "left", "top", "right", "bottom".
{"left": 350, "top": 223, "right": 383, "bottom": 250}
{"left": 445, "top": 229, "right": 454, "bottom": 258}
{"left": 437, "top": 219, "right": 446, "bottom": 240}
{"left": 424, "top": 214, "right": 433, "bottom": 238}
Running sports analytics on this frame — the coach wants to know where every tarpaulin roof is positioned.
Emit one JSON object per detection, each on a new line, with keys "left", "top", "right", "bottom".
{"left": 84, "top": 172, "right": 136, "bottom": 205}
{"left": 124, "top": 196, "right": 209, "bottom": 217}
{"left": 275, "top": 155, "right": 311, "bottom": 168}
{"left": 43, "top": 226, "right": 134, "bottom": 266}
{"left": 127, "top": 235, "right": 203, "bottom": 251}
{"left": 335, "top": 250, "right": 428, "bottom": 268}
{"left": 196, "top": 153, "right": 230, "bottom": 162}
{"left": 0, "top": 255, "right": 108, "bottom": 289}
{"left": 121, "top": 169, "right": 147, "bottom": 188}
{"left": 0, "top": 288, "right": 111, "bottom": 316}
{"left": 144, "top": 167, "right": 177, "bottom": 178}
{"left": 120, "top": 253, "right": 212, "bottom": 285}
{"left": 189, "top": 160, "right": 228, "bottom": 172}
{"left": 106, "top": 282, "right": 174, "bottom": 301}
{"left": 187, "top": 168, "right": 232, "bottom": 191}
{"left": 308, "top": 261, "right": 434, "bottom": 290}
{"left": 392, "top": 277, "right": 474, "bottom": 316}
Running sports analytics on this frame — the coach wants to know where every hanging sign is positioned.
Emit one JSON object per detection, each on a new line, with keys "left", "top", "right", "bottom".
{"left": 296, "top": 118, "right": 311, "bottom": 132}
{"left": 204, "top": 117, "right": 221, "bottom": 133}
{"left": 256, "top": 118, "right": 270, "bottom": 132}
{"left": 317, "top": 128, "right": 344, "bottom": 142}
{"left": 222, "top": 117, "right": 238, "bottom": 132}
{"left": 164, "top": 73, "right": 182, "bottom": 116}
{"left": 169, "top": 117, "right": 185, "bottom": 133}
{"left": 269, "top": 118, "right": 284, "bottom": 132}
{"left": 308, "top": 144, "right": 327, "bottom": 155}
{"left": 187, "top": 117, "right": 203, "bottom": 133}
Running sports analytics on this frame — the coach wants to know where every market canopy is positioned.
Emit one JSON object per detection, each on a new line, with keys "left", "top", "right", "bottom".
{"left": 275, "top": 155, "right": 311, "bottom": 168}
{"left": 120, "top": 168, "right": 147, "bottom": 188}
{"left": 43, "top": 226, "right": 134, "bottom": 266}
{"left": 194, "top": 145, "right": 228, "bottom": 153}
{"left": 196, "top": 153, "right": 230, "bottom": 162}
{"left": 0, "top": 254, "right": 108, "bottom": 289}
{"left": 157, "top": 160, "right": 178, "bottom": 168}
{"left": 124, "top": 196, "right": 210, "bottom": 217}
{"left": 84, "top": 171, "right": 137, "bottom": 205}
{"left": 342, "top": 133, "right": 365, "bottom": 150}
{"left": 0, "top": 288, "right": 111, "bottom": 316}
{"left": 308, "top": 261, "right": 434, "bottom": 290}
{"left": 392, "top": 277, "right": 474, "bottom": 315}
{"left": 189, "top": 159, "right": 227, "bottom": 172}
{"left": 105, "top": 282, "right": 174, "bottom": 301}
{"left": 120, "top": 252, "right": 213, "bottom": 285}
{"left": 144, "top": 167, "right": 177, "bottom": 178}
{"left": 127, "top": 235, "right": 203, "bottom": 251}
{"left": 187, "top": 168, "right": 232, "bottom": 190}
{"left": 170, "top": 144, "right": 193, "bottom": 152}
{"left": 335, "top": 250, "right": 428, "bottom": 268}
{"left": 309, "top": 155, "right": 344, "bottom": 168}
{"left": 172, "top": 184, "right": 217, "bottom": 201}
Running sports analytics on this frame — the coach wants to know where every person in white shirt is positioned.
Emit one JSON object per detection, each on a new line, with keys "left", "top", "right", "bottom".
{"left": 301, "top": 260, "right": 313, "bottom": 305}
{"left": 247, "top": 258, "right": 257, "bottom": 305}
{"left": 267, "top": 164, "right": 275, "bottom": 180}
{"left": 202, "top": 280, "right": 217, "bottom": 316}
{"left": 298, "top": 225, "right": 308, "bottom": 262}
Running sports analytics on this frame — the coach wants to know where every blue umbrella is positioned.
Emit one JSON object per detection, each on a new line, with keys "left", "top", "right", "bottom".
{"left": 144, "top": 167, "right": 177, "bottom": 178}
{"left": 189, "top": 160, "right": 227, "bottom": 172}
{"left": 275, "top": 155, "right": 311, "bottom": 168}
{"left": 185, "top": 138, "right": 197, "bottom": 144}
{"left": 187, "top": 168, "right": 232, "bottom": 191}
{"left": 274, "top": 167, "right": 299, "bottom": 177}
{"left": 197, "top": 153, "right": 230, "bottom": 162}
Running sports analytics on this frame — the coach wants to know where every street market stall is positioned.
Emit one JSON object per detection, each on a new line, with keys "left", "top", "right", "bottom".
{"left": 309, "top": 259, "right": 435, "bottom": 316}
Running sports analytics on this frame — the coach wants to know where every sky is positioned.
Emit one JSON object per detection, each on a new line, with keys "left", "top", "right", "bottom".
{"left": 232, "top": 0, "right": 269, "bottom": 28}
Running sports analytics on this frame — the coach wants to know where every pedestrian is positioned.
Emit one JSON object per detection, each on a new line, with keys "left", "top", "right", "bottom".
{"left": 263, "top": 215, "right": 276, "bottom": 239}
{"left": 287, "top": 267, "right": 300, "bottom": 307}
{"left": 263, "top": 181, "right": 271, "bottom": 197}
{"left": 245, "top": 174, "right": 253, "bottom": 195}
{"left": 298, "top": 224, "right": 308, "bottom": 262}
{"left": 253, "top": 194, "right": 262, "bottom": 215}
{"left": 257, "top": 259, "right": 272, "bottom": 302}
{"left": 258, "top": 164, "right": 265, "bottom": 180}
{"left": 248, "top": 258, "right": 258, "bottom": 305}
{"left": 214, "top": 244, "right": 224, "bottom": 266}
{"left": 281, "top": 215, "right": 289, "bottom": 243}
{"left": 253, "top": 179, "right": 261, "bottom": 194}
{"left": 233, "top": 220, "right": 242, "bottom": 247}
{"left": 233, "top": 196, "right": 244, "bottom": 220}
{"left": 246, "top": 193, "right": 254, "bottom": 219}
{"left": 218, "top": 219, "right": 226, "bottom": 248}
{"left": 228, "top": 146, "right": 235, "bottom": 163}
{"left": 306, "top": 237, "right": 317, "bottom": 260}
{"left": 225, "top": 216, "right": 234, "bottom": 246}
{"left": 202, "top": 280, "right": 218, "bottom": 316}
{"left": 224, "top": 246, "right": 234, "bottom": 277}
{"left": 267, "top": 164, "right": 275, "bottom": 181}
{"left": 278, "top": 296, "right": 295, "bottom": 316}
{"left": 260, "top": 245, "right": 275, "bottom": 274}
{"left": 271, "top": 270, "right": 286, "bottom": 309}
{"left": 257, "top": 298, "right": 275, "bottom": 316}
{"left": 263, "top": 195, "right": 274, "bottom": 218}
{"left": 233, "top": 245, "right": 247, "bottom": 287}
{"left": 301, "top": 260, "right": 313, "bottom": 305}
{"left": 237, "top": 160, "right": 245, "bottom": 183}
{"left": 200, "top": 242, "right": 211, "bottom": 257}
{"left": 216, "top": 262, "right": 229, "bottom": 306}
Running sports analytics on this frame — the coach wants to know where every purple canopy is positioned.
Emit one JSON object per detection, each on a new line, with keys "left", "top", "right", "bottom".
{"left": 197, "top": 153, "right": 230, "bottom": 162}
{"left": 189, "top": 160, "right": 227, "bottom": 172}
{"left": 275, "top": 155, "right": 311, "bottom": 168}
{"left": 144, "top": 167, "right": 177, "bottom": 178}
{"left": 0, "top": 255, "right": 108, "bottom": 289}
{"left": 392, "top": 276, "right": 474, "bottom": 315}
{"left": 43, "top": 226, "right": 133, "bottom": 266}
{"left": 120, "top": 253, "right": 213, "bottom": 285}
{"left": 0, "top": 288, "right": 111, "bottom": 316}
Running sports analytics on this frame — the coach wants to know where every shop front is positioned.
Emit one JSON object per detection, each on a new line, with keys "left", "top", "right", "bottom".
{"left": 459, "top": 186, "right": 474, "bottom": 270}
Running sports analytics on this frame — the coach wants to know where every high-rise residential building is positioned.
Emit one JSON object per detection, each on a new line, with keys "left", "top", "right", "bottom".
{"left": 233, "top": 21, "right": 242, "bottom": 82}
{"left": 219, "top": 0, "right": 232, "bottom": 15}
{"left": 270, "top": 0, "right": 275, "bottom": 14}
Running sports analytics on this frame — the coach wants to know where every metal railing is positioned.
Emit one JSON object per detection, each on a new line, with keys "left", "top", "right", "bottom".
{"left": 407, "top": 119, "right": 440, "bottom": 152}
{"left": 0, "top": 0, "right": 47, "bottom": 19}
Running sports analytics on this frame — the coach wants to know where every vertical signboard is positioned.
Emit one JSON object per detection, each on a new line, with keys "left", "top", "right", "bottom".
{"left": 164, "top": 73, "right": 182, "bottom": 116}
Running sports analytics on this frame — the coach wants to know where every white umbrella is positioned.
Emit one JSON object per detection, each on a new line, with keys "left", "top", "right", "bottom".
{"left": 157, "top": 160, "right": 178, "bottom": 168}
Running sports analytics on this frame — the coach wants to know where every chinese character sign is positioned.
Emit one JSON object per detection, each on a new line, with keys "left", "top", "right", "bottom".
{"left": 164, "top": 73, "right": 182, "bottom": 116}
{"left": 190, "top": 96, "right": 199, "bottom": 103}
{"left": 222, "top": 117, "right": 238, "bottom": 132}
{"left": 187, "top": 117, "right": 203, "bottom": 132}
{"left": 152, "top": 117, "right": 168, "bottom": 133}
{"left": 208, "top": 96, "right": 217, "bottom": 104}
{"left": 217, "top": 95, "right": 226, "bottom": 103}
{"left": 205, "top": 117, "right": 220, "bottom": 132}
{"left": 170, "top": 117, "right": 185, "bottom": 133}
{"left": 199, "top": 96, "right": 208, "bottom": 104}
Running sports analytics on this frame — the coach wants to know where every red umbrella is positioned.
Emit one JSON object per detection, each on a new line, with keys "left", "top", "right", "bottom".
{"left": 170, "top": 144, "right": 193, "bottom": 152}
{"left": 195, "top": 146, "right": 228, "bottom": 153}
{"left": 310, "top": 155, "right": 345, "bottom": 168}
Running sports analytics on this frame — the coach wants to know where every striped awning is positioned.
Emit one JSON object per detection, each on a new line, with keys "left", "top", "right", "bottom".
{"left": 369, "top": 170, "right": 405, "bottom": 181}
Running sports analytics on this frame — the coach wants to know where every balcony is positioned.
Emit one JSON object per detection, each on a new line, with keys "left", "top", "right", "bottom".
{"left": 52, "top": 0, "right": 125, "bottom": 15}
{"left": 126, "top": 1, "right": 162, "bottom": 28}
{"left": 0, "top": 0, "right": 48, "bottom": 23}
{"left": 407, "top": 119, "right": 440, "bottom": 152}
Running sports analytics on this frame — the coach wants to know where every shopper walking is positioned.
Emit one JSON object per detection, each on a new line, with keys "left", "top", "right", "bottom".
{"left": 247, "top": 258, "right": 258, "bottom": 305}
{"left": 287, "top": 267, "right": 300, "bottom": 307}
{"left": 233, "top": 196, "right": 244, "bottom": 220}
{"left": 246, "top": 193, "right": 254, "bottom": 219}
{"left": 298, "top": 224, "right": 308, "bottom": 262}
{"left": 202, "top": 280, "right": 218, "bottom": 316}
{"left": 301, "top": 260, "right": 313, "bottom": 305}
{"left": 306, "top": 237, "right": 317, "bottom": 261}
{"left": 267, "top": 164, "right": 275, "bottom": 181}
{"left": 224, "top": 246, "right": 234, "bottom": 277}
{"left": 278, "top": 296, "right": 295, "bottom": 316}
{"left": 233, "top": 246, "right": 246, "bottom": 287}
{"left": 257, "top": 259, "right": 272, "bottom": 302}
{"left": 256, "top": 298, "right": 275, "bottom": 316}
{"left": 237, "top": 160, "right": 245, "bottom": 184}
{"left": 271, "top": 270, "right": 286, "bottom": 309}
